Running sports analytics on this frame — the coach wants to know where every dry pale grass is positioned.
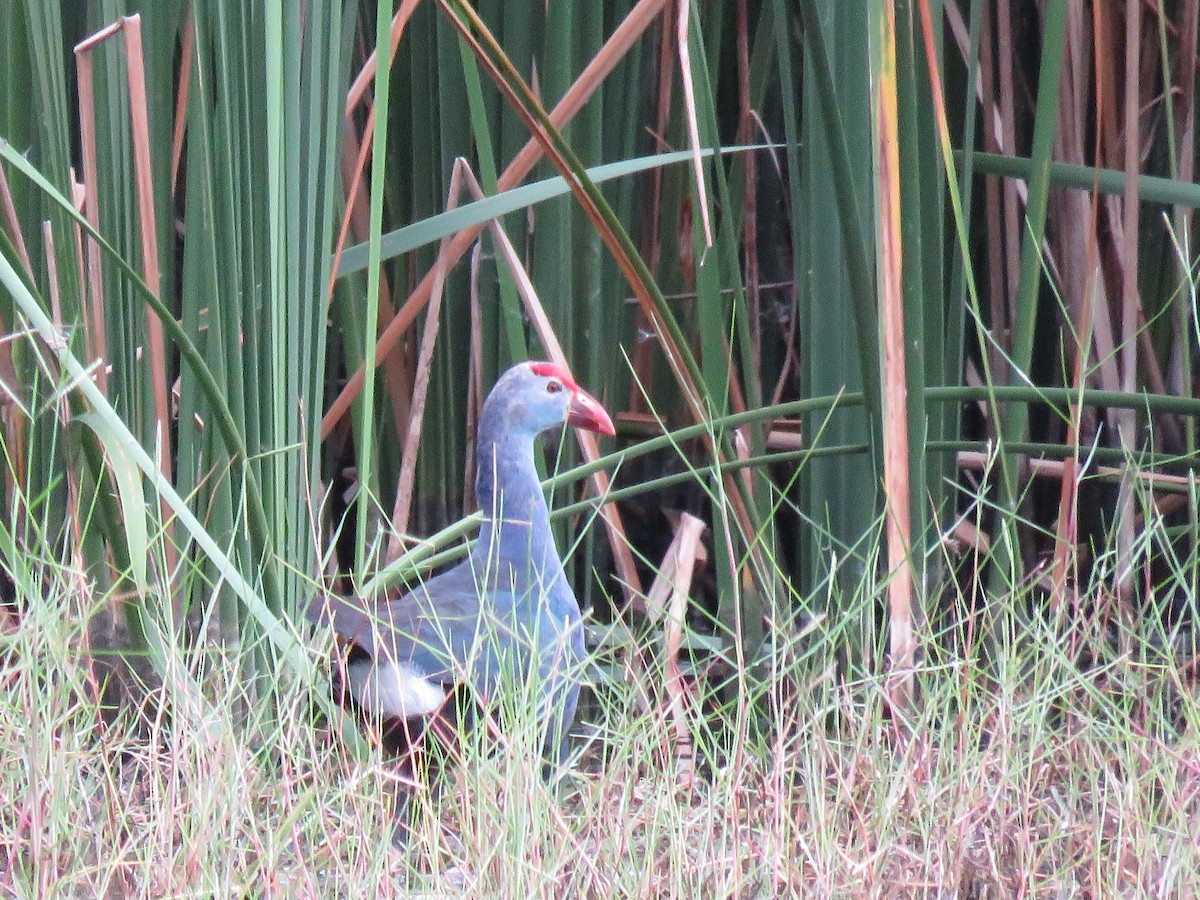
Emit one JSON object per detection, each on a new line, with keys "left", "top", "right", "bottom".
{"left": 1, "top": 572, "right": 1198, "bottom": 898}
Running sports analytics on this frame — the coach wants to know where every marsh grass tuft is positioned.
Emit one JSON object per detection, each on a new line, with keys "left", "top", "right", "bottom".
{"left": 2, "top": 517, "right": 1197, "bottom": 898}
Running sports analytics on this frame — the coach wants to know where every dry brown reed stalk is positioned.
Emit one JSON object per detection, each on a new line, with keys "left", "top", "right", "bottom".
{"left": 387, "top": 158, "right": 468, "bottom": 556}
{"left": 330, "top": 0, "right": 422, "bottom": 444}
{"left": 345, "top": 1, "right": 418, "bottom": 115}
{"left": 1113, "top": 0, "right": 1146, "bottom": 612}
{"left": 42, "top": 223, "right": 92, "bottom": 690}
{"left": 337, "top": 110, "right": 413, "bottom": 440}
{"left": 627, "top": 0, "right": 677, "bottom": 417}
{"left": 0, "top": 163, "right": 29, "bottom": 482}
{"left": 667, "top": 513, "right": 700, "bottom": 787}
{"left": 73, "top": 25, "right": 109, "bottom": 396}
{"left": 642, "top": 511, "right": 706, "bottom": 790}
{"left": 0, "top": 164, "right": 31, "bottom": 280}
{"left": 734, "top": 0, "right": 761, "bottom": 380}
{"left": 330, "top": 0, "right": 421, "bottom": 286}
{"left": 1042, "top": 1, "right": 1107, "bottom": 616}
{"left": 674, "top": 0, "right": 711, "bottom": 251}
{"left": 170, "top": 10, "right": 193, "bottom": 195}
{"left": 874, "top": 2, "right": 915, "bottom": 712}
{"left": 956, "top": 449, "right": 1194, "bottom": 490}
{"left": 464, "top": 243, "right": 484, "bottom": 518}
{"left": 74, "top": 13, "right": 178, "bottom": 612}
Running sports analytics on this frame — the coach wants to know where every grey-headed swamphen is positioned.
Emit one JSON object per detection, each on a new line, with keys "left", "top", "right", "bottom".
{"left": 308, "top": 361, "right": 615, "bottom": 770}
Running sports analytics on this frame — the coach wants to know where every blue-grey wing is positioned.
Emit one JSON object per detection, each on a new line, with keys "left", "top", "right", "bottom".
{"left": 307, "top": 558, "right": 582, "bottom": 713}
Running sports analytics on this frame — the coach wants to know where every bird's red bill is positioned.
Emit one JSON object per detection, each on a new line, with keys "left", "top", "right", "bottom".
{"left": 567, "top": 387, "right": 616, "bottom": 436}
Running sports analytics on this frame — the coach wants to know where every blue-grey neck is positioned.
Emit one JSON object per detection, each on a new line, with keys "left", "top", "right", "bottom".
{"left": 472, "top": 410, "right": 565, "bottom": 594}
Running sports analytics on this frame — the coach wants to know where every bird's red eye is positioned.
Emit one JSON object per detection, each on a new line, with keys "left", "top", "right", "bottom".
{"left": 546, "top": 380, "right": 563, "bottom": 394}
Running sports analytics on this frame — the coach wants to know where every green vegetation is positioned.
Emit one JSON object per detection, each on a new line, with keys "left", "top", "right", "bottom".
{"left": 1, "top": 1, "right": 1198, "bottom": 895}
{"left": 2, "top": 530, "right": 1196, "bottom": 894}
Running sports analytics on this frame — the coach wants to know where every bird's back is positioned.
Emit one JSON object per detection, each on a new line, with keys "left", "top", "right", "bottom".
{"left": 307, "top": 552, "right": 582, "bottom": 699}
